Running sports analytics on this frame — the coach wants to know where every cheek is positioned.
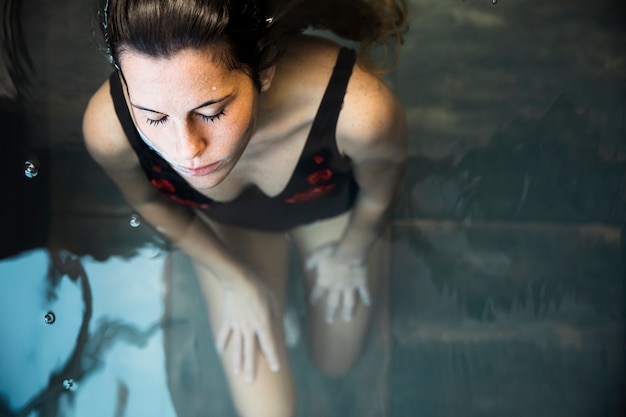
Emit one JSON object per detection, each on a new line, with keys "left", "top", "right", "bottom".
{"left": 224, "top": 124, "right": 253, "bottom": 155}
{"left": 140, "top": 127, "right": 177, "bottom": 153}
{"left": 225, "top": 103, "right": 257, "bottom": 146}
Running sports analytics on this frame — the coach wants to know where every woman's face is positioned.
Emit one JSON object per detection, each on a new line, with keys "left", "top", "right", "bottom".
{"left": 118, "top": 47, "right": 261, "bottom": 191}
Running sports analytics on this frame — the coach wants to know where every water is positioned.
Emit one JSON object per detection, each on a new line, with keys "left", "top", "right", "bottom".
{"left": 1, "top": 0, "right": 624, "bottom": 416}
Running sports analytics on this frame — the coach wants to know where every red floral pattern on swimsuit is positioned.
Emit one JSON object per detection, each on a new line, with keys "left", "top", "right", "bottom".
{"left": 313, "top": 155, "right": 325, "bottom": 164}
{"left": 170, "top": 195, "right": 211, "bottom": 209}
{"left": 285, "top": 184, "right": 336, "bottom": 203}
{"left": 307, "top": 169, "right": 333, "bottom": 185}
{"left": 150, "top": 178, "right": 210, "bottom": 208}
{"left": 150, "top": 178, "right": 176, "bottom": 194}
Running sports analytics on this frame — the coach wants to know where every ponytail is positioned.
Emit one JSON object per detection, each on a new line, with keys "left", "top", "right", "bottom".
{"left": 265, "top": 0, "right": 408, "bottom": 71}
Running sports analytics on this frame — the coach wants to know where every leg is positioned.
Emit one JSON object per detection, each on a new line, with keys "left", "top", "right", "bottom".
{"left": 289, "top": 212, "right": 391, "bottom": 376}
{"left": 192, "top": 218, "right": 296, "bottom": 417}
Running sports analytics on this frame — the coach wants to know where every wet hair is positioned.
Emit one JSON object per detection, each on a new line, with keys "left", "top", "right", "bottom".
{"left": 97, "top": 0, "right": 408, "bottom": 86}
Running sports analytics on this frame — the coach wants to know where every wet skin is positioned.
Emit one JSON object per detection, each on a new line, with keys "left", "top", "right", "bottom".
{"left": 118, "top": 47, "right": 264, "bottom": 192}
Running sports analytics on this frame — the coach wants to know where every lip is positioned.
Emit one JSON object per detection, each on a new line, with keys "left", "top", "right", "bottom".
{"left": 176, "top": 161, "right": 222, "bottom": 177}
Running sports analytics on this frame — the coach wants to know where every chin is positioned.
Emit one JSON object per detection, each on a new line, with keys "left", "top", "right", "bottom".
{"left": 186, "top": 168, "right": 230, "bottom": 191}
{"left": 186, "top": 176, "right": 220, "bottom": 191}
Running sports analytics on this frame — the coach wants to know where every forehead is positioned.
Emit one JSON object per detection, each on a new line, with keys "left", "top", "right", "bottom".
{"left": 118, "top": 47, "right": 247, "bottom": 103}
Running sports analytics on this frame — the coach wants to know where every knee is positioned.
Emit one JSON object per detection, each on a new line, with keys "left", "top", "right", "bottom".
{"left": 232, "top": 374, "right": 296, "bottom": 417}
{"left": 309, "top": 348, "right": 360, "bottom": 378}
{"left": 236, "top": 397, "right": 296, "bottom": 417}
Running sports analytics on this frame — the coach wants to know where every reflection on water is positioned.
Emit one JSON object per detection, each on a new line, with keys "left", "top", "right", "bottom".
{"left": 1, "top": 248, "right": 171, "bottom": 416}
{"left": 406, "top": 93, "right": 625, "bottom": 225}
{"left": 1, "top": 0, "right": 625, "bottom": 416}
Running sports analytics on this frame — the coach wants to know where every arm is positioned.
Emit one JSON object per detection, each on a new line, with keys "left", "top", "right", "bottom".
{"left": 307, "top": 67, "right": 407, "bottom": 321}
{"left": 82, "top": 81, "right": 280, "bottom": 381}
{"left": 82, "top": 82, "right": 247, "bottom": 282}
{"left": 334, "top": 85, "right": 407, "bottom": 262}
{"left": 332, "top": 64, "right": 407, "bottom": 262}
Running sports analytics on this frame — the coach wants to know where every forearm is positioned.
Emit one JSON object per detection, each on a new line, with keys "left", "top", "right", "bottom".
{"left": 131, "top": 194, "right": 248, "bottom": 286}
{"left": 333, "top": 161, "right": 405, "bottom": 262}
{"left": 333, "top": 195, "right": 394, "bottom": 262}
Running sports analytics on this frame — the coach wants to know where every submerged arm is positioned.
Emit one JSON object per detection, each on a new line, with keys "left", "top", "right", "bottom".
{"left": 335, "top": 72, "right": 407, "bottom": 263}
{"left": 307, "top": 68, "right": 407, "bottom": 322}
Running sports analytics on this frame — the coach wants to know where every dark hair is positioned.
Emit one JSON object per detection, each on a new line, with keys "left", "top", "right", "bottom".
{"left": 98, "top": 0, "right": 408, "bottom": 86}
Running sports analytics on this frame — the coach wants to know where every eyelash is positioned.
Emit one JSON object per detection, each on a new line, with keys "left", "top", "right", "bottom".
{"left": 199, "top": 110, "right": 225, "bottom": 123}
{"left": 146, "top": 110, "right": 226, "bottom": 127}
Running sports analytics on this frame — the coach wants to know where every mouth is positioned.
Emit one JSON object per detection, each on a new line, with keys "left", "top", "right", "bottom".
{"left": 175, "top": 161, "right": 222, "bottom": 177}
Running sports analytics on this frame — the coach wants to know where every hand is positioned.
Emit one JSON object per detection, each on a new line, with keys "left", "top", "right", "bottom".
{"left": 305, "top": 244, "right": 371, "bottom": 323}
{"left": 215, "top": 275, "right": 281, "bottom": 384}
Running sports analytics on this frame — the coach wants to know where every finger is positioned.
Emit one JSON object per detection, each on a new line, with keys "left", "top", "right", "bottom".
{"left": 342, "top": 289, "right": 356, "bottom": 322}
{"left": 358, "top": 284, "right": 371, "bottom": 307}
{"left": 325, "top": 290, "right": 340, "bottom": 324}
{"left": 305, "top": 250, "right": 323, "bottom": 271}
{"left": 231, "top": 328, "right": 242, "bottom": 376}
{"left": 309, "top": 284, "right": 325, "bottom": 305}
{"left": 244, "top": 330, "right": 255, "bottom": 384}
{"left": 215, "top": 324, "right": 231, "bottom": 355}
{"left": 305, "top": 245, "right": 334, "bottom": 271}
{"left": 257, "top": 327, "right": 280, "bottom": 373}
{"left": 304, "top": 254, "right": 318, "bottom": 271}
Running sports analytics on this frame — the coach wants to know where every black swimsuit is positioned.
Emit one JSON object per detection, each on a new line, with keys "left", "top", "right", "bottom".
{"left": 109, "top": 48, "right": 359, "bottom": 231}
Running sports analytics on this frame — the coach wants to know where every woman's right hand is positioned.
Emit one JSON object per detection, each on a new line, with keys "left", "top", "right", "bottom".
{"left": 215, "top": 274, "right": 281, "bottom": 384}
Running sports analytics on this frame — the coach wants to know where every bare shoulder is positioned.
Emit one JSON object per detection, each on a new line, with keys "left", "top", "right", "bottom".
{"left": 282, "top": 36, "right": 406, "bottom": 161}
{"left": 274, "top": 36, "right": 348, "bottom": 103}
{"left": 83, "top": 77, "right": 160, "bottom": 205}
{"left": 337, "top": 63, "right": 407, "bottom": 161}
{"left": 82, "top": 77, "right": 138, "bottom": 170}
{"left": 282, "top": 35, "right": 345, "bottom": 73}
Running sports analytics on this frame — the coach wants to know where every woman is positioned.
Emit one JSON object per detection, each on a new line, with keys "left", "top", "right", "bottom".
{"left": 83, "top": 0, "right": 408, "bottom": 416}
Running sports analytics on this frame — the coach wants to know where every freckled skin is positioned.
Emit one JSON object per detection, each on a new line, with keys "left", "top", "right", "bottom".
{"left": 83, "top": 35, "right": 406, "bottom": 417}
{"left": 119, "top": 48, "right": 262, "bottom": 191}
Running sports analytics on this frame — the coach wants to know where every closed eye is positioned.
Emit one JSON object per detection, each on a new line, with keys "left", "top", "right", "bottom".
{"left": 198, "top": 109, "right": 225, "bottom": 123}
{"left": 145, "top": 109, "right": 224, "bottom": 127}
{"left": 147, "top": 116, "right": 167, "bottom": 126}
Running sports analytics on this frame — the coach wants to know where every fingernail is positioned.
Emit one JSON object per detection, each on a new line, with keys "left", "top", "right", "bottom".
{"left": 271, "top": 364, "right": 280, "bottom": 372}
{"left": 245, "top": 375, "right": 252, "bottom": 384}
{"left": 233, "top": 368, "right": 240, "bottom": 376}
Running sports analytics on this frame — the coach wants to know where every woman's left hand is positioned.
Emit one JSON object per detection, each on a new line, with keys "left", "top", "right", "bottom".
{"left": 305, "top": 244, "right": 370, "bottom": 323}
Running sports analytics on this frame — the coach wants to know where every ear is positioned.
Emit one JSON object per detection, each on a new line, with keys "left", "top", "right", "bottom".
{"left": 259, "top": 65, "right": 276, "bottom": 92}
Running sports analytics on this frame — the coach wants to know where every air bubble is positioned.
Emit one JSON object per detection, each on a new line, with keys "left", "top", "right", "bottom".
{"left": 24, "top": 161, "right": 39, "bottom": 178}
{"left": 44, "top": 312, "right": 56, "bottom": 324}
{"left": 129, "top": 214, "right": 141, "bottom": 228}
{"left": 62, "top": 379, "right": 77, "bottom": 391}
{"left": 492, "top": 0, "right": 497, "bottom": 4}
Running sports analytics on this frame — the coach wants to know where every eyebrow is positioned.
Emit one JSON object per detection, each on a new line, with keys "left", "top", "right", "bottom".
{"left": 130, "top": 95, "right": 231, "bottom": 114}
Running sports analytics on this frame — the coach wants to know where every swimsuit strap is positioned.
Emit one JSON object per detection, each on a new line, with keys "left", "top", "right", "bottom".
{"left": 307, "top": 48, "right": 357, "bottom": 144}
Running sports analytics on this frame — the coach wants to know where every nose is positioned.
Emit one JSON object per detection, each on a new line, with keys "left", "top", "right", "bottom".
{"left": 176, "top": 121, "right": 207, "bottom": 160}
